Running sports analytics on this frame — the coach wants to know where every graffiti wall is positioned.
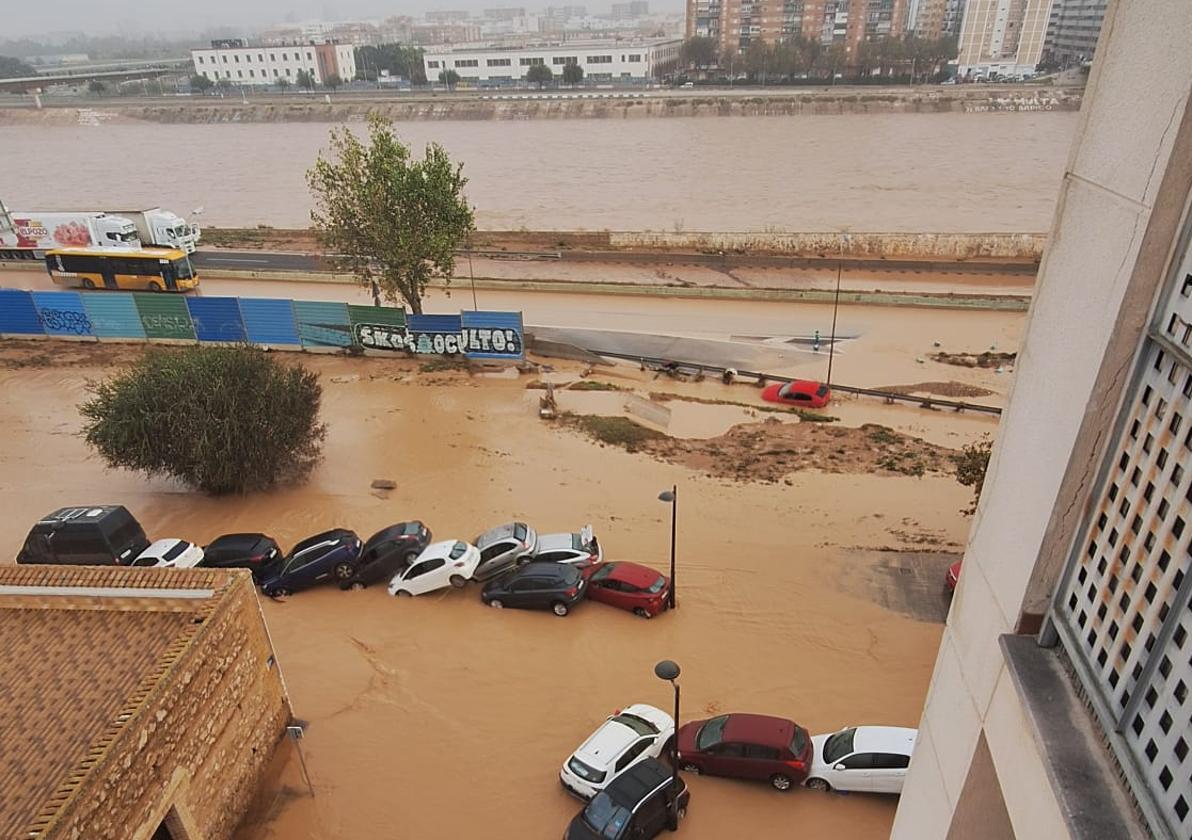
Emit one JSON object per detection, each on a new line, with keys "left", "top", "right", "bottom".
{"left": 0, "top": 290, "right": 525, "bottom": 360}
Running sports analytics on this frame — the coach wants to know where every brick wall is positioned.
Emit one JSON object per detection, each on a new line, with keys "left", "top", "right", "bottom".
{"left": 41, "top": 573, "right": 292, "bottom": 840}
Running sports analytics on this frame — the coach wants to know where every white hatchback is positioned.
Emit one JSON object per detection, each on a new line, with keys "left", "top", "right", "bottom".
{"left": 806, "top": 726, "right": 917, "bottom": 794}
{"left": 560, "top": 703, "right": 675, "bottom": 800}
{"left": 387, "top": 540, "right": 481, "bottom": 597}
{"left": 130, "top": 539, "right": 205, "bottom": 569}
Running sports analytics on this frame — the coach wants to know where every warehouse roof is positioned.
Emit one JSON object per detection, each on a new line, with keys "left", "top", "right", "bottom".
{"left": 0, "top": 565, "right": 246, "bottom": 838}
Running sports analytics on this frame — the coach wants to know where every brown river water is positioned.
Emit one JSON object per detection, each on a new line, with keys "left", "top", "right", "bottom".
{"left": 0, "top": 111, "right": 1076, "bottom": 231}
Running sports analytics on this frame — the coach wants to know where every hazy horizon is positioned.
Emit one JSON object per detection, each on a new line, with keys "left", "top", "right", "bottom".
{"left": 2, "top": 0, "right": 682, "bottom": 41}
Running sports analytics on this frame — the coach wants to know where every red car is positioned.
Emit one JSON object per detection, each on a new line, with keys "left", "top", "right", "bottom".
{"left": 946, "top": 559, "right": 962, "bottom": 592}
{"left": 761, "top": 380, "right": 831, "bottom": 409}
{"left": 583, "top": 561, "right": 670, "bottom": 618}
{"left": 676, "top": 713, "right": 813, "bottom": 791}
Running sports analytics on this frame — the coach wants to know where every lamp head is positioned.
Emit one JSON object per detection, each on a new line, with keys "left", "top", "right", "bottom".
{"left": 654, "top": 659, "right": 681, "bottom": 682}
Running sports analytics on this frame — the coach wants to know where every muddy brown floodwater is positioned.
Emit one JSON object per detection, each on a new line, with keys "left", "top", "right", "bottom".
{"left": 0, "top": 324, "right": 1015, "bottom": 838}
{"left": 0, "top": 111, "right": 1076, "bottom": 232}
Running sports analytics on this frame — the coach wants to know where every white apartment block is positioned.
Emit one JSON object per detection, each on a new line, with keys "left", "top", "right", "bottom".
{"left": 957, "top": 0, "right": 1054, "bottom": 77}
{"left": 191, "top": 41, "right": 357, "bottom": 86}
{"left": 892, "top": 2, "right": 1192, "bottom": 838}
{"left": 422, "top": 38, "right": 681, "bottom": 83}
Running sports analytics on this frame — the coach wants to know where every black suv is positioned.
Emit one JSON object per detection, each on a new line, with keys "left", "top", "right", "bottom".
{"left": 565, "top": 758, "right": 689, "bottom": 840}
{"left": 345, "top": 521, "right": 433, "bottom": 589}
{"left": 481, "top": 562, "right": 587, "bottom": 616}
{"left": 17, "top": 506, "right": 149, "bottom": 566}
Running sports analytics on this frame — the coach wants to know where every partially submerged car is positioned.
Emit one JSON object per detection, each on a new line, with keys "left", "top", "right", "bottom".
{"left": 130, "top": 538, "right": 204, "bottom": 569}
{"left": 676, "top": 712, "right": 813, "bottom": 791}
{"left": 560, "top": 704, "right": 676, "bottom": 800}
{"left": 201, "top": 533, "right": 282, "bottom": 581}
{"left": 531, "top": 524, "right": 602, "bottom": 567}
{"left": 259, "top": 529, "right": 362, "bottom": 598}
{"left": 474, "top": 521, "right": 538, "bottom": 580}
{"left": 564, "top": 758, "right": 689, "bottom": 840}
{"left": 584, "top": 561, "right": 669, "bottom": 618}
{"left": 481, "top": 562, "right": 586, "bottom": 616}
{"left": 761, "top": 379, "right": 831, "bottom": 409}
{"left": 344, "top": 521, "right": 432, "bottom": 590}
{"left": 387, "top": 540, "right": 481, "bottom": 597}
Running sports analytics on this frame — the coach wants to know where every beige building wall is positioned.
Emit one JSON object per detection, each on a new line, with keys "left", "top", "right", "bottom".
{"left": 957, "top": 0, "right": 1055, "bottom": 75}
{"left": 892, "top": 0, "right": 1192, "bottom": 837}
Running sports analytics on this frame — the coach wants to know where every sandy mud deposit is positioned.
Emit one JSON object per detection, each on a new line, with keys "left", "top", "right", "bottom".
{"left": 0, "top": 340, "right": 994, "bottom": 838}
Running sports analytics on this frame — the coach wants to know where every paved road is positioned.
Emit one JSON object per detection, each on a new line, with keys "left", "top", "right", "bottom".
{"left": 192, "top": 248, "right": 1037, "bottom": 278}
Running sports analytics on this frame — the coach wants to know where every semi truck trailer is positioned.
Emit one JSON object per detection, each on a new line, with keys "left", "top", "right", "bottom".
{"left": 0, "top": 201, "right": 199, "bottom": 259}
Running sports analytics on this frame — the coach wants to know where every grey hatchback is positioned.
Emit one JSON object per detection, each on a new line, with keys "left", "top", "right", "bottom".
{"left": 473, "top": 521, "right": 538, "bottom": 581}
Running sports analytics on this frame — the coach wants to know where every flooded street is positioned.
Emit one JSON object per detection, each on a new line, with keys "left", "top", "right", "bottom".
{"left": 0, "top": 340, "right": 994, "bottom": 839}
{"left": 0, "top": 111, "right": 1076, "bottom": 231}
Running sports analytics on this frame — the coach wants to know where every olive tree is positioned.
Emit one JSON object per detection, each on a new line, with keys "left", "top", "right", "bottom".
{"left": 80, "top": 346, "right": 326, "bottom": 495}
{"left": 306, "top": 112, "right": 474, "bottom": 314}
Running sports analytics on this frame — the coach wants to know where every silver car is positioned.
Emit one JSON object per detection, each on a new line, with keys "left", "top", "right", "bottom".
{"left": 473, "top": 521, "right": 538, "bottom": 580}
{"left": 531, "top": 524, "right": 602, "bottom": 567}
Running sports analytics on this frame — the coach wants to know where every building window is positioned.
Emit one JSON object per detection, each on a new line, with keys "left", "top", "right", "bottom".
{"left": 222, "top": 55, "right": 228, "bottom": 63}
{"left": 519, "top": 57, "right": 544, "bottom": 66}
{"left": 270, "top": 53, "right": 276, "bottom": 60}
{"left": 286, "top": 68, "right": 292, "bottom": 76}
{"left": 629, "top": 53, "right": 642, "bottom": 62}
{"left": 249, "top": 69, "right": 255, "bottom": 77}
{"left": 246, "top": 54, "right": 252, "bottom": 63}
{"left": 237, "top": 70, "right": 243, "bottom": 78}
{"left": 259, "top": 54, "right": 264, "bottom": 62}
{"left": 197, "top": 56, "right": 203, "bottom": 64}
{"left": 454, "top": 59, "right": 478, "bottom": 67}
{"left": 273, "top": 69, "right": 279, "bottom": 76}
{"left": 552, "top": 56, "right": 577, "bottom": 65}
{"left": 282, "top": 53, "right": 288, "bottom": 60}
{"left": 487, "top": 58, "right": 511, "bottom": 66}
{"left": 307, "top": 52, "right": 313, "bottom": 59}
{"left": 234, "top": 55, "right": 240, "bottom": 63}
{"left": 428, "top": 60, "right": 440, "bottom": 68}
{"left": 586, "top": 55, "right": 613, "bottom": 63}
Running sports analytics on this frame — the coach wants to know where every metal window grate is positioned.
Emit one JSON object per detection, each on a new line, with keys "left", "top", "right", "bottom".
{"left": 1054, "top": 251, "right": 1192, "bottom": 839}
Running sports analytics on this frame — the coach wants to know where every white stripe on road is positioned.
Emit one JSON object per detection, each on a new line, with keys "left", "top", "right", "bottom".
{"left": 204, "top": 257, "right": 271, "bottom": 263}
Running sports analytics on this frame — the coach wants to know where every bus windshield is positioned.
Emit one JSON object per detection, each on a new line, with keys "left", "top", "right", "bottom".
{"left": 172, "top": 258, "right": 195, "bottom": 279}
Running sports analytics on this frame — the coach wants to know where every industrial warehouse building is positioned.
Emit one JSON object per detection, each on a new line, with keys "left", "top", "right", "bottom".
{"left": 422, "top": 37, "right": 680, "bottom": 83}
{"left": 0, "top": 566, "right": 292, "bottom": 840}
{"left": 191, "top": 38, "right": 356, "bottom": 86}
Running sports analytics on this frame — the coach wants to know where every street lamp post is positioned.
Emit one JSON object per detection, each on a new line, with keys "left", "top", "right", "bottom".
{"left": 658, "top": 487, "right": 677, "bottom": 609}
{"left": 654, "top": 660, "right": 682, "bottom": 830}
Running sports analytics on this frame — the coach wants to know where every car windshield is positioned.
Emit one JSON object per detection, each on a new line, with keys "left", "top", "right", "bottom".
{"left": 591, "top": 564, "right": 615, "bottom": 582}
{"left": 568, "top": 756, "right": 607, "bottom": 783}
{"left": 449, "top": 541, "right": 468, "bottom": 560}
{"left": 571, "top": 533, "right": 584, "bottom": 551}
{"left": 778, "top": 382, "right": 793, "bottom": 398}
{"left": 402, "top": 522, "right": 423, "bottom": 535}
{"left": 582, "top": 792, "right": 632, "bottom": 839}
{"left": 161, "top": 541, "right": 190, "bottom": 562}
{"left": 514, "top": 523, "right": 528, "bottom": 542}
{"left": 613, "top": 712, "right": 659, "bottom": 736}
{"left": 129, "top": 554, "right": 159, "bottom": 567}
{"left": 696, "top": 715, "right": 729, "bottom": 750}
{"left": 822, "top": 728, "right": 855, "bottom": 763}
{"left": 646, "top": 576, "right": 666, "bottom": 594}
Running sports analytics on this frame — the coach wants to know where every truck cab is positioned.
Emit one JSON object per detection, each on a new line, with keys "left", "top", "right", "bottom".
{"left": 111, "top": 208, "right": 200, "bottom": 253}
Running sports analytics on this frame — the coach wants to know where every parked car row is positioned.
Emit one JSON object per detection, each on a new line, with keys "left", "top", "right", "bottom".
{"left": 557, "top": 702, "right": 917, "bottom": 838}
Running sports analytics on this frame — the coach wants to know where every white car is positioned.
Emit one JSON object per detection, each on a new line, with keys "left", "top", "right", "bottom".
{"left": 387, "top": 540, "right": 481, "bottom": 597}
{"left": 560, "top": 703, "right": 675, "bottom": 800}
{"left": 532, "top": 524, "right": 602, "bottom": 567}
{"left": 805, "top": 726, "right": 917, "bottom": 794}
{"left": 130, "top": 539, "right": 205, "bottom": 569}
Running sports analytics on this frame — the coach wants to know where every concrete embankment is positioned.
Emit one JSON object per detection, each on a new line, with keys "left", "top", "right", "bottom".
{"left": 0, "top": 86, "right": 1082, "bottom": 124}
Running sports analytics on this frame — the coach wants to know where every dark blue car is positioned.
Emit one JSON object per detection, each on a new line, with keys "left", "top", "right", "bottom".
{"left": 259, "top": 528, "right": 361, "bottom": 598}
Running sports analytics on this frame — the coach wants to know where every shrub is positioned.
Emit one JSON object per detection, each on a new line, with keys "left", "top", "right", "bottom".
{"left": 952, "top": 435, "right": 994, "bottom": 514}
{"left": 80, "top": 346, "right": 326, "bottom": 494}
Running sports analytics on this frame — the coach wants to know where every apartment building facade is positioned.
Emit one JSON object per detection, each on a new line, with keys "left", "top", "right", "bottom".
{"left": 686, "top": 0, "right": 906, "bottom": 57}
{"left": 956, "top": 0, "right": 1053, "bottom": 76}
{"left": 908, "top": 0, "right": 964, "bottom": 38}
{"left": 191, "top": 39, "right": 357, "bottom": 86}
{"left": 1043, "top": 0, "right": 1109, "bottom": 66}
{"left": 892, "top": 2, "right": 1192, "bottom": 838}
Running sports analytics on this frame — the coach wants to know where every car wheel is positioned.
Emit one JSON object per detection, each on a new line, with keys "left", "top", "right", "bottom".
{"left": 269, "top": 587, "right": 292, "bottom": 599}
{"left": 770, "top": 773, "right": 794, "bottom": 792}
{"left": 81, "top": 278, "right": 96, "bottom": 290}
{"left": 333, "top": 561, "right": 356, "bottom": 580}
{"left": 634, "top": 607, "right": 652, "bottom": 619}
{"left": 348, "top": 582, "right": 366, "bottom": 591}
{"left": 488, "top": 599, "right": 504, "bottom": 609}
{"left": 676, "top": 805, "right": 687, "bottom": 822}
{"left": 147, "top": 280, "right": 163, "bottom": 292}
{"left": 806, "top": 778, "right": 831, "bottom": 792}
{"left": 396, "top": 590, "right": 412, "bottom": 598}
{"left": 404, "top": 550, "right": 420, "bottom": 564}
{"left": 552, "top": 601, "right": 569, "bottom": 617}
{"left": 449, "top": 574, "right": 467, "bottom": 589}
{"left": 680, "top": 762, "right": 700, "bottom": 774}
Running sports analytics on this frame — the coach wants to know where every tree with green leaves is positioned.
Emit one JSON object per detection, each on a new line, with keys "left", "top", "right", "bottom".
{"left": 216, "top": 78, "right": 233, "bottom": 93}
{"left": 324, "top": 72, "right": 343, "bottom": 90}
{"left": 952, "top": 435, "right": 993, "bottom": 515}
{"left": 80, "top": 346, "right": 326, "bottom": 495}
{"left": 277, "top": 76, "right": 291, "bottom": 90}
{"left": 526, "top": 63, "right": 553, "bottom": 86}
{"left": 561, "top": 62, "right": 584, "bottom": 85}
{"left": 0, "top": 55, "right": 37, "bottom": 79}
{"left": 306, "top": 113, "right": 475, "bottom": 314}
{"left": 88, "top": 79, "right": 107, "bottom": 96}
{"left": 355, "top": 43, "right": 427, "bottom": 84}
{"left": 681, "top": 36, "right": 719, "bottom": 69}
{"left": 296, "top": 68, "right": 315, "bottom": 90}
{"left": 438, "top": 68, "right": 461, "bottom": 89}
{"left": 189, "top": 73, "right": 213, "bottom": 93}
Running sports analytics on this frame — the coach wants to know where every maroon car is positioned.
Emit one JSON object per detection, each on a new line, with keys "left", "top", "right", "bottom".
{"left": 583, "top": 561, "right": 670, "bottom": 618}
{"left": 676, "top": 713, "right": 813, "bottom": 791}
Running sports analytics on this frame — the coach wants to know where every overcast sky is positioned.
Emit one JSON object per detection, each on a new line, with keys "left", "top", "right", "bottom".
{"left": 3, "top": 0, "right": 675, "bottom": 40}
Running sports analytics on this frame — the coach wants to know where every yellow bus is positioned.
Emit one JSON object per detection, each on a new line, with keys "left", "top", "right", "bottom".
{"left": 44, "top": 247, "right": 200, "bottom": 293}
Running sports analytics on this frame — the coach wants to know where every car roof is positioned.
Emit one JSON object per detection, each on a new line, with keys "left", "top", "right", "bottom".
{"left": 537, "top": 532, "right": 577, "bottom": 551}
{"left": 141, "top": 538, "right": 187, "bottom": 554}
{"left": 603, "top": 758, "right": 676, "bottom": 808}
{"left": 575, "top": 719, "right": 641, "bottom": 767}
{"left": 723, "top": 714, "right": 795, "bottom": 747}
{"left": 38, "top": 505, "right": 126, "bottom": 525}
{"left": 604, "top": 562, "right": 663, "bottom": 587}
{"left": 850, "top": 726, "right": 918, "bottom": 755}
{"left": 365, "top": 522, "right": 419, "bottom": 548}
{"left": 515, "top": 562, "right": 577, "bottom": 580}
{"left": 784, "top": 379, "right": 823, "bottom": 394}
{"left": 420, "top": 539, "right": 473, "bottom": 559}
{"left": 207, "top": 533, "right": 269, "bottom": 549}
{"left": 475, "top": 522, "right": 523, "bottom": 548}
{"left": 291, "top": 528, "right": 355, "bottom": 555}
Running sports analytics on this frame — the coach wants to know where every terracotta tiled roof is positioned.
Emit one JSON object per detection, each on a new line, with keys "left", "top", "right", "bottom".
{"left": 0, "top": 565, "right": 245, "bottom": 838}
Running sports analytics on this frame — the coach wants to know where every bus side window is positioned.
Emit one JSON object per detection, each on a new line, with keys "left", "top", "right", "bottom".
{"left": 55, "top": 256, "right": 64, "bottom": 271}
